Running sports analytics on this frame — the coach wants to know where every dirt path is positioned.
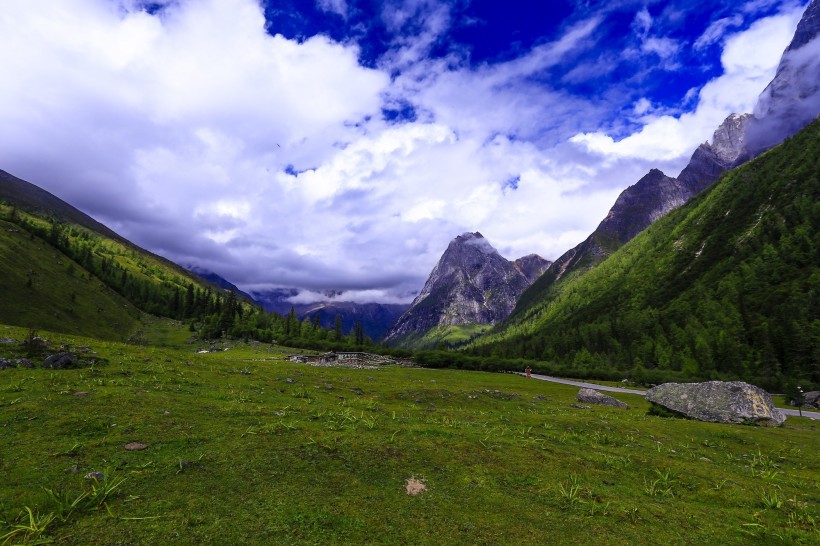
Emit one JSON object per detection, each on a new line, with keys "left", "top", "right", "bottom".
{"left": 523, "top": 373, "right": 820, "bottom": 419}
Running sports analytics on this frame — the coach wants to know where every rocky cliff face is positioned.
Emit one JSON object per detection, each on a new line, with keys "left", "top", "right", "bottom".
{"left": 677, "top": 113, "right": 753, "bottom": 195}
{"left": 384, "top": 233, "right": 547, "bottom": 344}
{"left": 513, "top": 254, "right": 552, "bottom": 284}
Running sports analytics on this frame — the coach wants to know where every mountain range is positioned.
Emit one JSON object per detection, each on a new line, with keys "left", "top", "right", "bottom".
{"left": 390, "top": 0, "right": 819, "bottom": 360}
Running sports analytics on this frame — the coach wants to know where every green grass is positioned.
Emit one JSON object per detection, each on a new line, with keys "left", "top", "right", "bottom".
{"left": 1, "top": 323, "right": 818, "bottom": 544}
{"left": 0, "top": 219, "right": 141, "bottom": 339}
{"left": 391, "top": 323, "right": 491, "bottom": 350}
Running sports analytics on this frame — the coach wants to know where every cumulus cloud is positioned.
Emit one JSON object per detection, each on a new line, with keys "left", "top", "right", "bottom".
{"left": 0, "top": 0, "right": 807, "bottom": 305}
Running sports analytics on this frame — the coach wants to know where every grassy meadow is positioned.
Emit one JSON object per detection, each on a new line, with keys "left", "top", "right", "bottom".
{"left": 0, "top": 323, "right": 817, "bottom": 545}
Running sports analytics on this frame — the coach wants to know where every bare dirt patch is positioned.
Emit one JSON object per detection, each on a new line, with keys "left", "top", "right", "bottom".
{"left": 405, "top": 477, "right": 427, "bottom": 496}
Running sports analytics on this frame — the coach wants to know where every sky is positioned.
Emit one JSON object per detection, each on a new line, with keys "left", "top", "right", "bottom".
{"left": 0, "top": 0, "right": 810, "bottom": 304}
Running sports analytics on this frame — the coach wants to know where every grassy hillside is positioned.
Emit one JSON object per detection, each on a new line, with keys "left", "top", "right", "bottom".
{"left": 0, "top": 188, "right": 261, "bottom": 340}
{"left": 0, "top": 323, "right": 817, "bottom": 544}
{"left": 0, "top": 217, "right": 141, "bottom": 339}
{"left": 387, "top": 323, "right": 491, "bottom": 350}
{"left": 471, "top": 120, "right": 819, "bottom": 391}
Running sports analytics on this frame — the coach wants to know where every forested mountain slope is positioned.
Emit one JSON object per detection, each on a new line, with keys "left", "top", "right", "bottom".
{"left": 470, "top": 120, "right": 820, "bottom": 391}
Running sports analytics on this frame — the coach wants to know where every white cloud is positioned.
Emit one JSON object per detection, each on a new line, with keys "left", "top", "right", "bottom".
{"left": 316, "top": 0, "right": 348, "bottom": 19}
{"left": 694, "top": 15, "right": 744, "bottom": 50}
{"left": 0, "top": 0, "right": 808, "bottom": 304}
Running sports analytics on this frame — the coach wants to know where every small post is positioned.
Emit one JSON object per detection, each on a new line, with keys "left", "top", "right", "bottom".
{"left": 797, "top": 386, "right": 803, "bottom": 417}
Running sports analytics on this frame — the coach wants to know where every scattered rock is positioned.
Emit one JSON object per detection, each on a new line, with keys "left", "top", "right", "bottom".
{"left": 73, "top": 391, "right": 91, "bottom": 397}
{"left": 124, "top": 442, "right": 148, "bottom": 451}
{"left": 533, "top": 394, "right": 548, "bottom": 401}
{"left": 84, "top": 471, "right": 105, "bottom": 480}
{"left": 405, "top": 477, "right": 427, "bottom": 496}
{"left": 285, "top": 378, "right": 295, "bottom": 384}
{"left": 17, "top": 358, "right": 34, "bottom": 368}
{"left": 646, "top": 381, "right": 785, "bottom": 426}
{"left": 570, "top": 403, "right": 591, "bottom": 409}
{"left": 350, "top": 387, "right": 364, "bottom": 395}
{"left": 0, "top": 358, "right": 14, "bottom": 370}
{"left": 41, "top": 352, "right": 80, "bottom": 369}
{"left": 791, "top": 391, "right": 820, "bottom": 409}
{"left": 240, "top": 370, "right": 251, "bottom": 375}
{"left": 0, "top": 338, "right": 17, "bottom": 344}
{"left": 577, "top": 388, "right": 629, "bottom": 409}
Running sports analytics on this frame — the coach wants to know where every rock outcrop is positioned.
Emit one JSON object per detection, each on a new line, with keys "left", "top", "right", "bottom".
{"left": 576, "top": 388, "right": 629, "bottom": 409}
{"left": 646, "top": 381, "right": 785, "bottom": 426}
{"left": 41, "top": 352, "right": 79, "bottom": 369}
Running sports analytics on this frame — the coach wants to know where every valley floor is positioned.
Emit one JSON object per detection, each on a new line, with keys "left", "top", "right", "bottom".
{"left": 1, "top": 323, "right": 818, "bottom": 545}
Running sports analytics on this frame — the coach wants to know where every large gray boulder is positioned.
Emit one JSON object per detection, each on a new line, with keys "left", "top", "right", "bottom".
{"left": 577, "top": 388, "right": 629, "bottom": 409}
{"left": 646, "top": 381, "right": 785, "bottom": 426}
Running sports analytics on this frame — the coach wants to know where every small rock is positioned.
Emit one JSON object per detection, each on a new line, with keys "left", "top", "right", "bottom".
{"left": 17, "top": 358, "right": 34, "bottom": 368}
{"left": 73, "top": 391, "right": 91, "bottom": 397}
{"left": 0, "top": 358, "right": 14, "bottom": 370}
{"left": 124, "top": 442, "right": 148, "bottom": 451}
{"left": 351, "top": 387, "right": 364, "bottom": 395}
{"left": 84, "top": 471, "right": 105, "bottom": 480}
{"left": 791, "top": 391, "right": 820, "bottom": 409}
{"left": 240, "top": 370, "right": 251, "bottom": 375}
{"left": 570, "top": 403, "right": 591, "bottom": 409}
{"left": 533, "top": 394, "right": 548, "bottom": 401}
{"left": 285, "top": 378, "right": 295, "bottom": 384}
{"left": 41, "top": 352, "right": 79, "bottom": 369}
{"left": 577, "top": 388, "right": 629, "bottom": 409}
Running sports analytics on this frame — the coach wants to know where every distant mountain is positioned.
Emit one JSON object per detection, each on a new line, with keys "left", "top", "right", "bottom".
{"left": 251, "top": 288, "right": 408, "bottom": 341}
{"left": 187, "top": 266, "right": 256, "bottom": 303}
{"left": 384, "top": 232, "right": 550, "bottom": 348}
{"left": 511, "top": 0, "right": 819, "bottom": 322}
{"left": 472, "top": 118, "right": 820, "bottom": 391}
{"left": 249, "top": 288, "right": 302, "bottom": 316}
{"left": 299, "top": 301, "right": 409, "bottom": 341}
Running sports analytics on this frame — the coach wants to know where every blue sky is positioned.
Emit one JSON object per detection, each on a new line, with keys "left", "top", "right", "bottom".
{"left": 0, "top": 0, "right": 810, "bottom": 303}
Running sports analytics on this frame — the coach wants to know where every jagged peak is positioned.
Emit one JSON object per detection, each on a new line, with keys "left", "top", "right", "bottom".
{"left": 451, "top": 231, "right": 498, "bottom": 255}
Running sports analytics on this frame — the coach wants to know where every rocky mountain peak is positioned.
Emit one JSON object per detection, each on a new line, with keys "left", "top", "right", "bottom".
{"left": 383, "top": 233, "right": 544, "bottom": 345}
{"left": 710, "top": 113, "right": 753, "bottom": 166}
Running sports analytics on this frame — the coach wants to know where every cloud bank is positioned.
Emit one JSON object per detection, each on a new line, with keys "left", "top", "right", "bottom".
{"left": 0, "top": 0, "right": 807, "bottom": 303}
